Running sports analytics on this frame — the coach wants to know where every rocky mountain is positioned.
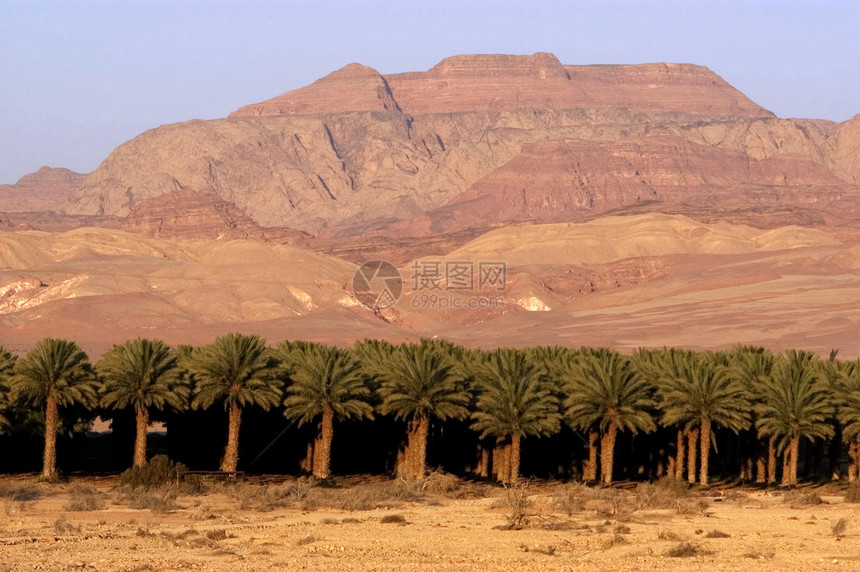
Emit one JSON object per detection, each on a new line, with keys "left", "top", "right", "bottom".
{"left": 61, "top": 53, "right": 859, "bottom": 249}
{"left": 232, "top": 54, "right": 772, "bottom": 118}
{"left": 0, "top": 166, "right": 86, "bottom": 212}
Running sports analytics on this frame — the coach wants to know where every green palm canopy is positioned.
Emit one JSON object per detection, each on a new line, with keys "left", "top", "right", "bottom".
{"left": 566, "top": 348, "right": 655, "bottom": 485}
{"left": 278, "top": 341, "right": 373, "bottom": 478}
{"left": 98, "top": 338, "right": 188, "bottom": 467}
{"left": 188, "top": 333, "right": 281, "bottom": 472}
{"left": 372, "top": 341, "right": 471, "bottom": 479}
{"left": 472, "top": 348, "right": 560, "bottom": 482}
{"left": 12, "top": 338, "right": 97, "bottom": 478}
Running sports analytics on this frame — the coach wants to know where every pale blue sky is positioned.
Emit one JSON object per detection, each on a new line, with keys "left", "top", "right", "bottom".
{"left": 1, "top": 0, "right": 858, "bottom": 183}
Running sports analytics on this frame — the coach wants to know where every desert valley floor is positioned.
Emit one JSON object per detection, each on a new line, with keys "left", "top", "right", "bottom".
{"left": 1, "top": 475, "right": 859, "bottom": 572}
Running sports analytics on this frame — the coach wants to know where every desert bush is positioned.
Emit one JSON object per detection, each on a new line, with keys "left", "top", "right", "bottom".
{"left": 498, "top": 481, "right": 534, "bottom": 530}
{"left": 380, "top": 513, "right": 408, "bottom": 524}
{"left": 704, "top": 529, "right": 730, "bottom": 538}
{"left": 119, "top": 455, "right": 187, "bottom": 489}
{"left": 118, "top": 486, "right": 178, "bottom": 513}
{"left": 206, "top": 529, "right": 228, "bottom": 540}
{"left": 635, "top": 477, "right": 690, "bottom": 510}
{"left": 552, "top": 484, "right": 587, "bottom": 515}
{"left": 784, "top": 490, "right": 823, "bottom": 508}
{"left": 666, "top": 541, "right": 710, "bottom": 558}
{"left": 0, "top": 483, "right": 42, "bottom": 502}
{"left": 602, "top": 533, "right": 628, "bottom": 549}
{"left": 657, "top": 529, "right": 683, "bottom": 541}
{"left": 744, "top": 547, "right": 775, "bottom": 559}
{"left": 65, "top": 484, "right": 105, "bottom": 511}
{"left": 614, "top": 523, "right": 631, "bottom": 534}
{"left": 53, "top": 516, "right": 81, "bottom": 535}
{"left": 296, "top": 535, "right": 319, "bottom": 546}
{"left": 831, "top": 518, "right": 848, "bottom": 539}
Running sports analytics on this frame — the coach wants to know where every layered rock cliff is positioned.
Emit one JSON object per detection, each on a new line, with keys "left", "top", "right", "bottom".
{"left": 63, "top": 53, "right": 859, "bottom": 241}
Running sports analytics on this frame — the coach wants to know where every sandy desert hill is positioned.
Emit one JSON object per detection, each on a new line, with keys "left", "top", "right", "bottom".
{"left": 2, "top": 52, "right": 860, "bottom": 356}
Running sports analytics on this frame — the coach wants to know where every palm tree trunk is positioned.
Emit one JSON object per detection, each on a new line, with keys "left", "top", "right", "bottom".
{"left": 477, "top": 443, "right": 490, "bottom": 478}
{"left": 790, "top": 435, "right": 800, "bottom": 486}
{"left": 756, "top": 438, "right": 767, "bottom": 483}
{"left": 584, "top": 429, "right": 598, "bottom": 481}
{"left": 687, "top": 428, "right": 699, "bottom": 485}
{"left": 509, "top": 434, "right": 521, "bottom": 483}
{"left": 133, "top": 406, "right": 149, "bottom": 467}
{"left": 301, "top": 442, "right": 314, "bottom": 473}
{"left": 829, "top": 425, "right": 843, "bottom": 481}
{"left": 396, "top": 419, "right": 413, "bottom": 479}
{"left": 674, "top": 429, "right": 685, "bottom": 480}
{"left": 600, "top": 421, "right": 617, "bottom": 485}
{"left": 849, "top": 442, "right": 859, "bottom": 483}
{"left": 781, "top": 443, "right": 792, "bottom": 487}
{"left": 412, "top": 416, "right": 429, "bottom": 480}
{"left": 699, "top": 420, "right": 711, "bottom": 486}
{"left": 42, "top": 393, "right": 59, "bottom": 479}
{"left": 312, "top": 407, "right": 334, "bottom": 479}
{"left": 767, "top": 435, "right": 777, "bottom": 484}
{"left": 494, "top": 437, "right": 510, "bottom": 483}
{"left": 221, "top": 404, "right": 242, "bottom": 473}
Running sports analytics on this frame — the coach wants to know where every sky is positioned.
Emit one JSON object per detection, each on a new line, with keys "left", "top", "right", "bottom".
{"left": 1, "top": 0, "right": 859, "bottom": 183}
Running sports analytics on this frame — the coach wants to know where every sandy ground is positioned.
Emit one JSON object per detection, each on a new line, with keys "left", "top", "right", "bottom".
{"left": 1, "top": 476, "right": 858, "bottom": 571}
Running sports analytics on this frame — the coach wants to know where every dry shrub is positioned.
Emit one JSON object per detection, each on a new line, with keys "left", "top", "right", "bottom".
{"left": 497, "top": 481, "right": 534, "bottom": 530}
{"left": 206, "top": 529, "right": 228, "bottom": 540}
{"left": 520, "top": 543, "right": 557, "bottom": 556}
{"left": 614, "top": 523, "right": 631, "bottom": 534}
{"left": 602, "top": 533, "right": 628, "bottom": 549}
{"left": 635, "top": 477, "right": 689, "bottom": 510}
{"left": 784, "top": 490, "right": 823, "bottom": 508}
{"left": 657, "top": 529, "right": 683, "bottom": 541}
{"left": 666, "top": 541, "right": 710, "bottom": 558}
{"left": 119, "top": 456, "right": 186, "bottom": 489}
{"left": 54, "top": 516, "right": 81, "bottom": 535}
{"left": 380, "top": 513, "right": 408, "bottom": 524}
{"left": 118, "top": 486, "right": 178, "bottom": 514}
{"left": 0, "top": 482, "right": 42, "bottom": 501}
{"left": 552, "top": 484, "right": 587, "bottom": 515}
{"left": 744, "top": 547, "right": 775, "bottom": 560}
{"left": 845, "top": 482, "right": 860, "bottom": 503}
{"left": 296, "top": 535, "right": 319, "bottom": 546}
{"left": 65, "top": 484, "right": 105, "bottom": 512}
{"left": 704, "top": 529, "right": 730, "bottom": 538}
{"left": 831, "top": 518, "right": 848, "bottom": 539}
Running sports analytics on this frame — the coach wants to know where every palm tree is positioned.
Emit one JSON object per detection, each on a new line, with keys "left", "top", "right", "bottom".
{"left": 187, "top": 334, "right": 281, "bottom": 472}
{"left": 0, "top": 346, "right": 16, "bottom": 432}
{"left": 756, "top": 350, "right": 833, "bottom": 486}
{"left": 728, "top": 345, "right": 775, "bottom": 483}
{"left": 633, "top": 347, "right": 694, "bottom": 481}
{"left": 11, "top": 338, "right": 98, "bottom": 478}
{"left": 659, "top": 351, "right": 750, "bottom": 486}
{"left": 278, "top": 341, "right": 373, "bottom": 479}
{"left": 471, "top": 348, "right": 560, "bottom": 482}
{"left": 371, "top": 341, "right": 470, "bottom": 480}
{"left": 98, "top": 338, "right": 189, "bottom": 467}
{"left": 838, "top": 361, "right": 860, "bottom": 482}
{"left": 565, "top": 348, "right": 655, "bottom": 485}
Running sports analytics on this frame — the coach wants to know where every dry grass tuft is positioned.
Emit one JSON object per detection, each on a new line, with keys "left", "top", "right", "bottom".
{"left": 831, "top": 518, "right": 848, "bottom": 539}
{"left": 380, "top": 513, "right": 408, "bottom": 524}
{"left": 65, "top": 484, "right": 105, "bottom": 512}
{"left": 665, "top": 541, "right": 710, "bottom": 558}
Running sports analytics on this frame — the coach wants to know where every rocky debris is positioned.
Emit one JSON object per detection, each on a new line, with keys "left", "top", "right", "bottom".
{"left": 0, "top": 166, "right": 86, "bottom": 212}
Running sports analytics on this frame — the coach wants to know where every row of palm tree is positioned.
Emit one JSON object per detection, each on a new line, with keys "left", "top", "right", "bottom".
{"left": 1, "top": 336, "right": 860, "bottom": 487}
